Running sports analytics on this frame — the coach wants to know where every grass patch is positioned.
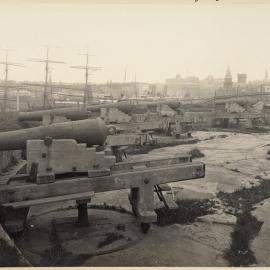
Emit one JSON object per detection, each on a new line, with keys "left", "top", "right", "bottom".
{"left": 155, "top": 199, "right": 215, "bottom": 226}
{"left": 188, "top": 148, "right": 205, "bottom": 159}
{"left": 204, "top": 135, "right": 216, "bottom": 141}
{"left": 218, "top": 179, "right": 270, "bottom": 266}
{"left": 218, "top": 179, "right": 270, "bottom": 212}
{"left": 224, "top": 211, "right": 262, "bottom": 266}
{"left": 230, "top": 168, "right": 240, "bottom": 173}
{"left": 218, "top": 134, "right": 229, "bottom": 139}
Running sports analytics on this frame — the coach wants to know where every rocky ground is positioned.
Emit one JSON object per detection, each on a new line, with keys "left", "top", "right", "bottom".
{"left": 3, "top": 130, "right": 270, "bottom": 266}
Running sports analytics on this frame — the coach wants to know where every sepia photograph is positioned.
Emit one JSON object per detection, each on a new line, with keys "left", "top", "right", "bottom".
{"left": 0, "top": 0, "right": 270, "bottom": 267}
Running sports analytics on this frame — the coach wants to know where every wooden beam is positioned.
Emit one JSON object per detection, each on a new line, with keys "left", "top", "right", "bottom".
{"left": 111, "top": 155, "right": 191, "bottom": 173}
{"left": 3, "top": 191, "right": 94, "bottom": 209}
{"left": 0, "top": 162, "right": 204, "bottom": 205}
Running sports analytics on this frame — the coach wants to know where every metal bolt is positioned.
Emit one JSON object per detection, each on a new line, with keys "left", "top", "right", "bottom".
{"left": 44, "top": 136, "right": 53, "bottom": 147}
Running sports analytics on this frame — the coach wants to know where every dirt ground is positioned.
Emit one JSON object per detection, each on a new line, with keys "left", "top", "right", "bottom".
{"left": 6, "top": 131, "right": 270, "bottom": 266}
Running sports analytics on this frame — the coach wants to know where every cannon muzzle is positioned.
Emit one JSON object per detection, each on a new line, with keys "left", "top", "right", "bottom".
{"left": 0, "top": 118, "right": 107, "bottom": 150}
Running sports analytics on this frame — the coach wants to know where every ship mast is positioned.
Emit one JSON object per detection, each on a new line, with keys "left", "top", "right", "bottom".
{"left": 71, "top": 51, "right": 101, "bottom": 107}
{"left": 0, "top": 49, "right": 24, "bottom": 111}
{"left": 27, "top": 46, "right": 65, "bottom": 108}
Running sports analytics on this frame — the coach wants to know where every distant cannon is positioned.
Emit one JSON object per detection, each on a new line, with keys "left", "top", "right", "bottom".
{"left": 86, "top": 100, "right": 180, "bottom": 114}
{"left": 0, "top": 118, "right": 107, "bottom": 150}
{"left": 18, "top": 107, "right": 91, "bottom": 121}
{"left": 90, "top": 100, "right": 181, "bottom": 114}
{"left": 18, "top": 100, "right": 181, "bottom": 122}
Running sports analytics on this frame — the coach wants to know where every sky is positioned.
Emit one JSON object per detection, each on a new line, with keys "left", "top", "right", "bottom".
{"left": 0, "top": 0, "right": 270, "bottom": 84}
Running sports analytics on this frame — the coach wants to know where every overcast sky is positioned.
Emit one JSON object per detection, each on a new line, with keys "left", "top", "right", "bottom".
{"left": 0, "top": 0, "right": 269, "bottom": 84}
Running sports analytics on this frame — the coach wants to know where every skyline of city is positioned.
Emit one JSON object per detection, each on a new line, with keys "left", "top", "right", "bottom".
{"left": 0, "top": 1, "right": 270, "bottom": 84}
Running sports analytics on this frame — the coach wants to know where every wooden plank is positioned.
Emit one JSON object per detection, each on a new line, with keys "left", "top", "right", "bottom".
{"left": 158, "top": 183, "right": 171, "bottom": 191}
{"left": 0, "top": 160, "right": 27, "bottom": 185}
{"left": 7, "top": 174, "right": 29, "bottom": 183}
{"left": 0, "top": 162, "right": 205, "bottom": 205}
{"left": 88, "top": 169, "right": 110, "bottom": 177}
{"left": 3, "top": 191, "right": 94, "bottom": 209}
{"left": 111, "top": 155, "right": 191, "bottom": 173}
{"left": 6, "top": 155, "right": 191, "bottom": 181}
{"left": 162, "top": 193, "right": 178, "bottom": 209}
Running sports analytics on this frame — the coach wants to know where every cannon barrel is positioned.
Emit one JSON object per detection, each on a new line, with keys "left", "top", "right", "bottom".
{"left": 87, "top": 101, "right": 133, "bottom": 114}
{"left": 18, "top": 107, "right": 90, "bottom": 122}
{"left": 17, "top": 104, "right": 130, "bottom": 121}
{"left": 0, "top": 118, "right": 107, "bottom": 150}
{"left": 86, "top": 100, "right": 180, "bottom": 113}
{"left": 18, "top": 100, "right": 181, "bottom": 122}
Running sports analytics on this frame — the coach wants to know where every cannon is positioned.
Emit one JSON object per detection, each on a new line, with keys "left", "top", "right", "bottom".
{"left": 0, "top": 115, "right": 205, "bottom": 234}
{"left": 18, "top": 100, "right": 181, "bottom": 122}
{"left": 0, "top": 118, "right": 107, "bottom": 150}
{"left": 87, "top": 100, "right": 180, "bottom": 114}
{"left": 18, "top": 106, "right": 91, "bottom": 121}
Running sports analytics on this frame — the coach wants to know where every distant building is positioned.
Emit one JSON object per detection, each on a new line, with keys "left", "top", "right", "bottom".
{"left": 237, "top": 73, "right": 247, "bottom": 84}
{"left": 216, "top": 66, "right": 237, "bottom": 96}
{"left": 165, "top": 74, "right": 222, "bottom": 99}
{"left": 148, "top": 84, "right": 166, "bottom": 97}
{"left": 223, "top": 66, "right": 233, "bottom": 89}
{"left": 263, "top": 84, "right": 270, "bottom": 92}
{"left": 165, "top": 74, "right": 200, "bottom": 98}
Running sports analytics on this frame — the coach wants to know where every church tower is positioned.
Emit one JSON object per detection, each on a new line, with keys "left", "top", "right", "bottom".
{"left": 224, "top": 66, "right": 233, "bottom": 89}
